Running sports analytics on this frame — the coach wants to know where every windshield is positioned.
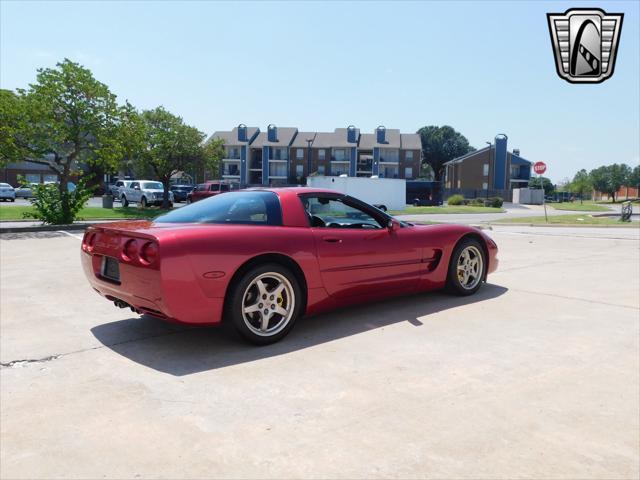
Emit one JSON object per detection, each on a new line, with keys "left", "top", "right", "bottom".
{"left": 142, "top": 182, "right": 163, "bottom": 189}
{"left": 155, "top": 191, "right": 282, "bottom": 225}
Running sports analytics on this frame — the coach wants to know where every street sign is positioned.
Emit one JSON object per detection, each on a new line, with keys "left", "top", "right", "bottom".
{"left": 533, "top": 162, "right": 547, "bottom": 175}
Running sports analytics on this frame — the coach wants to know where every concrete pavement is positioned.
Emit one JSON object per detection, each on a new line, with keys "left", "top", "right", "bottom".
{"left": 1, "top": 226, "right": 638, "bottom": 479}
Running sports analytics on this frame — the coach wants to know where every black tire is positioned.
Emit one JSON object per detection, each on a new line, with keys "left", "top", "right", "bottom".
{"left": 186, "top": 197, "right": 192, "bottom": 204}
{"left": 225, "top": 263, "right": 303, "bottom": 345}
{"left": 168, "top": 202, "right": 173, "bottom": 209}
{"left": 140, "top": 196, "right": 147, "bottom": 208}
{"left": 10, "top": 198, "right": 15, "bottom": 202}
{"left": 446, "top": 237, "right": 486, "bottom": 296}
{"left": 121, "top": 195, "right": 129, "bottom": 207}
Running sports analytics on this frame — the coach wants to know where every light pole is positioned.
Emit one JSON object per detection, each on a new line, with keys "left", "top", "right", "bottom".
{"left": 485, "top": 141, "right": 492, "bottom": 199}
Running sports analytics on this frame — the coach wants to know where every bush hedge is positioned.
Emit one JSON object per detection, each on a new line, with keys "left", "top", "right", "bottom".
{"left": 447, "top": 194, "right": 465, "bottom": 205}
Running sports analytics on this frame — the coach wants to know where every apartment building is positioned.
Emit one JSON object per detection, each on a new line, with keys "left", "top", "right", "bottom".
{"left": 443, "top": 134, "right": 532, "bottom": 193}
{"left": 208, "top": 124, "right": 422, "bottom": 187}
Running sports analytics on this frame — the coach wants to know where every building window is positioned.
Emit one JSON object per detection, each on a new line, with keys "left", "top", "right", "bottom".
{"left": 380, "top": 149, "right": 399, "bottom": 163}
{"left": 296, "top": 148, "right": 304, "bottom": 160}
{"left": 457, "top": 180, "right": 461, "bottom": 188}
{"left": 318, "top": 165, "right": 325, "bottom": 175}
{"left": 483, "top": 163, "right": 489, "bottom": 176}
{"left": 332, "top": 148, "right": 349, "bottom": 162}
{"left": 296, "top": 164, "right": 304, "bottom": 176}
{"left": 482, "top": 182, "right": 488, "bottom": 190}
{"left": 318, "top": 149, "right": 325, "bottom": 161}
{"left": 43, "top": 174, "right": 59, "bottom": 183}
{"left": 404, "top": 167, "right": 413, "bottom": 179}
{"left": 381, "top": 166, "right": 398, "bottom": 178}
{"left": 26, "top": 174, "right": 40, "bottom": 184}
{"left": 271, "top": 147, "right": 288, "bottom": 160}
{"left": 269, "top": 163, "right": 287, "bottom": 177}
{"left": 226, "top": 147, "right": 240, "bottom": 159}
{"left": 406, "top": 151, "right": 413, "bottom": 161}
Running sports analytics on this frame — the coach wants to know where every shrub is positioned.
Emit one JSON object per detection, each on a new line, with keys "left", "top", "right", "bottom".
{"left": 447, "top": 194, "right": 464, "bottom": 205}
{"left": 486, "top": 196, "right": 504, "bottom": 208}
{"left": 469, "top": 198, "right": 485, "bottom": 206}
{"left": 23, "top": 179, "right": 93, "bottom": 225}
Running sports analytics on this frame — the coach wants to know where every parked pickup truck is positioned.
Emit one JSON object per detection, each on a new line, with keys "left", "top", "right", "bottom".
{"left": 120, "top": 180, "right": 174, "bottom": 208}
{"left": 186, "top": 181, "right": 236, "bottom": 204}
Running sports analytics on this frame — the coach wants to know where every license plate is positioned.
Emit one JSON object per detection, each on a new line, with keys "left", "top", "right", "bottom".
{"left": 102, "top": 256, "right": 120, "bottom": 282}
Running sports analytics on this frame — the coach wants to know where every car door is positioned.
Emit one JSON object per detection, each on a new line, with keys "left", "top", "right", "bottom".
{"left": 129, "top": 182, "right": 141, "bottom": 202}
{"left": 302, "top": 194, "right": 423, "bottom": 298}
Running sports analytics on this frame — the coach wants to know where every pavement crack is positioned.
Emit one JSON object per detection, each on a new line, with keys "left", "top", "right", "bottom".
{"left": 1, "top": 354, "right": 62, "bottom": 369}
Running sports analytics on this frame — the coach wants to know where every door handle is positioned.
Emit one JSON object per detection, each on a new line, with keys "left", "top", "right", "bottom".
{"left": 322, "top": 237, "right": 342, "bottom": 243}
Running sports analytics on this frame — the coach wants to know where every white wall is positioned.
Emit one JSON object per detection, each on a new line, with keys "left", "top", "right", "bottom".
{"left": 307, "top": 176, "right": 406, "bottom": 210}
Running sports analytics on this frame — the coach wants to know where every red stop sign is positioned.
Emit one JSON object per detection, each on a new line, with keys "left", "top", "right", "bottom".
{"left": 533, "top": 162, "right": 547, "bottom": 175}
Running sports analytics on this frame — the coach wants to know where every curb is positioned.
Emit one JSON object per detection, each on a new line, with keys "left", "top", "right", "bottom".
{"left": 485, "top": 222, "right": 639, "bottom": 228}
{"left": 0, "top": 223, "right": 91, "bottom": 234}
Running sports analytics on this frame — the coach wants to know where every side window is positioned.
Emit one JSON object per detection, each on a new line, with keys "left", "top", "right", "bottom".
{"left": 220, "top": 184, "right": 230, "bottom": 192}
{"left": 210, "top": 184, "right": 220, "bottom": 192}
{"left": 196, "top": 184, "right": 206, "bottom": 192}
{"left": 300, "top": 196, "right": 383, "bottom": 229}
{"left": 116, "top": 181, "right": 122, "bottom": 187}
{"left": 131, "top": 182, "right": 139, "bottom": 189}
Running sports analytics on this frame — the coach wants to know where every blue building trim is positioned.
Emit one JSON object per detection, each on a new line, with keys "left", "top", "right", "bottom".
{"left": 372, "top": 148, "right": 380, "bottom": 176}
{"left": 349, "top": 147, "right": 357, "bottom": 177}
{"left": 240, "top": 146, "right": 247, "bottom": 185}
{"left": 262, "top": 146, "right": 270, "bottom": 186}
{"left": 493, "top": 136, "right": 508, "bottom": 189}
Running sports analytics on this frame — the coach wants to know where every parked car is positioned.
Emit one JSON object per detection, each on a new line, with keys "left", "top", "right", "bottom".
{"left": 0, "top": 183, "right": 16, "bottom": 202}
{"left": 119, "top": 180, "right": 173, "bottom": 208}
{"left": 109, "top": 180, "right": 133, "bottom": 200}
{"left": 81, "top": 188, "right": 498, "bottom": 345}
{"left": 14, "top": 183, "right": 39, "bottom": 198}
{"left": 170, "top": 184, "right": 194, "bottom": 203}
{"left": 186, "top": 181, "right": 233, "bottom": 204}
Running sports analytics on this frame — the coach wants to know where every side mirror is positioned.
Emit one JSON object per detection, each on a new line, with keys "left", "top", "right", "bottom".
{"left": 387, "top": 219, "right": 400, "bottom": 231}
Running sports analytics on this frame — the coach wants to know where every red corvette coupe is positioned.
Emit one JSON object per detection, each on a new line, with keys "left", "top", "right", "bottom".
{"left": 81, "top": 188, "right": 498, "bottom": 344}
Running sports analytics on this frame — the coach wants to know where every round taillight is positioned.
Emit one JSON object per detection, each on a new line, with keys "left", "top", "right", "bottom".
{"left": 84, "top": 232, "right": 96, "bottom": 252}
{"left": 139, "top": 242, "right": 158, "bottom": 265}
{"left": 122, "top": 239, "right": 138, "bottom": 261}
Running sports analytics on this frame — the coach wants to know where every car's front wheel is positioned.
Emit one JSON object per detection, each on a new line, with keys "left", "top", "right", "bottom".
{"left": 226, "top": 263, "right": 303, "bottom": 345}
{"left": 446, "top": 238, "right": 486, "bottom": 296}
{"left": 140, "top": 196, "right": 148, "bottom": 208}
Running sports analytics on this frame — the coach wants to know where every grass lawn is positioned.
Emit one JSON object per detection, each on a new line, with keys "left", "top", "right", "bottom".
{"left": 492, "top": 213, "right": 638, "bottom": 226}
{"left": 391, "top": 205, "right": 504, "bottom": 215}
{"left": 0, "top": 205, "right": 164, "bottom": 222}
{"left": 550, "top": 202, "right": 611, "bottom": 212}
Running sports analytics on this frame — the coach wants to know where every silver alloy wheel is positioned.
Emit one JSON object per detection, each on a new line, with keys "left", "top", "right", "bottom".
{"left": 241, "top": 272, "right": 295, "bottom": 337}
{"left": 456, "top": 245, "right": 483, "bottom": 290}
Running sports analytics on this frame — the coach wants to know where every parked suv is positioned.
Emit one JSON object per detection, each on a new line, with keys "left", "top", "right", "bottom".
{"left": 170, "top": 184, "right": 194, "bottom": 203}
{"left": 109, "top": 180, "right": 133, "bottom": 200}
{"left": 120, "top": 180, "right": 173, "bottom": 208}
{"left": 186, "top": 181, "right": 234, "bottom": 204}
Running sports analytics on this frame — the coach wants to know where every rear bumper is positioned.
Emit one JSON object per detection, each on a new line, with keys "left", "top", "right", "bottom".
{"left": 0, "top": 192, "right": 16, "bottom": 199}
{"left": 81, "top": 251, "right": 224, "bottom": 326}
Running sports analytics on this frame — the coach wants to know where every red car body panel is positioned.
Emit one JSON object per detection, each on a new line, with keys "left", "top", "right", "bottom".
{"left": 81, "top": 188, "right": 498, "bottom": 326}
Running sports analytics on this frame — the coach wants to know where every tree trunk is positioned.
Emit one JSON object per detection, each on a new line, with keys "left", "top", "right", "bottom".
{"left": 59, "top": 163, "right": 72, "bottom": 224}
{"left": 162, "top": 176, "right": 171, "bottom": 209}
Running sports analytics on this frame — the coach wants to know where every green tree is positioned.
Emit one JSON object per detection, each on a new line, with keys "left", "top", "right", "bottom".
{"left": 569, "top": 169, "right": 592, "bottom": 203}
{"left": 416, "top": 125, "right": 475, "bottom": 181}
{"left": 528, "top": 176, "right": 555, "bottom": 196}
{"left": 629, "top": 165, "right": 640, "bottom": 193}
{"left": 590, "top": 164, "right": 631, "bottom": 202}
{"left": 2, "top": 59, "right": 121, "bottom": 222}
{"left": 0, "top": 89, "right": 28, "bottom": 166}
{"left": 136, "top": 107, "right": 224, "bottom": 208}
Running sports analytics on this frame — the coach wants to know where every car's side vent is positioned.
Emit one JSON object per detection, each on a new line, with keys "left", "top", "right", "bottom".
{"left": 424, "top": 250, "right": 443, "bottom": 272}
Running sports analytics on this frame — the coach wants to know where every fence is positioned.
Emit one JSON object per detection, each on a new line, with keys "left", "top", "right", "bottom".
{"left": 443, "top": 188, "right": 513, "bottom": 202}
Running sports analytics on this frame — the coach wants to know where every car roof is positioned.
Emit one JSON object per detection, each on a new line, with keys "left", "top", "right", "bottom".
{"left": 244, "top": 187, "right": 342, "bottom": 196}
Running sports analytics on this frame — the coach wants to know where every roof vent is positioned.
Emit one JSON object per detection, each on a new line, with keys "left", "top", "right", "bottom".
{"left": 267, "top": 124, "right": 278, "bottom": 142}
{"left": 347, "top": 125, "right": 357, "bottom": 143}
{"left": 513, "top": 148, "right": 520, "bottom": 156}
{"left": 238, "top": 124, "right": 247, "bottom": 142}
{"left": 376, "top": 125, "right": 386, "bottom": 144}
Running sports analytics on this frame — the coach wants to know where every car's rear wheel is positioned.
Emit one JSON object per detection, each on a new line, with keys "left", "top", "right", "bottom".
{"left": 186, "top": 197, "right": 192, "bottom": 204}
{"left": 446, "top": 238, "right": 486, "bottom": 296}
{"left": 226, "top": 263, "right": 302, "bottom": 345}
{"left": 121, "top": 195, "right": 129, "bottom": 207}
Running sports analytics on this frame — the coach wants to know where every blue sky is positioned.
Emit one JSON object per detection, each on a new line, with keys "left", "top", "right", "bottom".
{"left": 1, "top": 0, "right": 638, "bottom": 182}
